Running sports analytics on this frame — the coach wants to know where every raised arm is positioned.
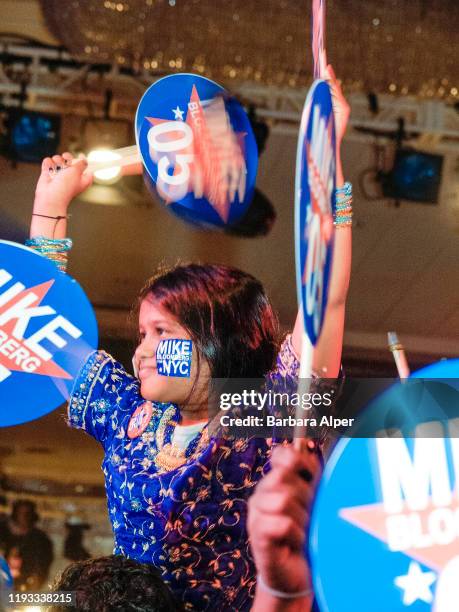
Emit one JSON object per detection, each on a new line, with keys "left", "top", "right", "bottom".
{"left": 29, "top": 153, "right": 93, "bottom": 271}
{"left": 30, "top": 153, "right": 93, "bottom": 255}
{"left": 292, "top": 65, "right": 351, "bottom": 377}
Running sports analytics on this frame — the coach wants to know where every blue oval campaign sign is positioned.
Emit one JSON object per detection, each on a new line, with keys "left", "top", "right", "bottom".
{"left": 135, "top": 73, "right": 258, "bottom": 229}
{"left": 295, "top": 79, "right": 336, "bottom": 346}
{"left": 412, "top": 359, "right": 459, "bottom": 379}
{"left": 0, "top": 241, "right": 98, "bottom": 427}
{"left": 310, "top": 369, "right": 459, "bottom": 612}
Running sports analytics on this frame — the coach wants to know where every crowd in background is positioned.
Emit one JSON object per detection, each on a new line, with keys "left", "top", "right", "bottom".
{"left": 0, "top": 499, "right": 91, "bottom": 592}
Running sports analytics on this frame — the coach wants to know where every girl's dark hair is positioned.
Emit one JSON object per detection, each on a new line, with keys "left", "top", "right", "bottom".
{"left": 138, "top": 263, "right": 279, "bottom": 379}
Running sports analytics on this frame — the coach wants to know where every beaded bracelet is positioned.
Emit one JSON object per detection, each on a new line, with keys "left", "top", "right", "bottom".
{"left": 257, "top": 575, "right": 312, "bottom": 600}
{"left": 25, "top": 237, "right": 73, "bottom": 273}
{"left": 336, "top": 182, "right": 352, "bottom": 197}
{"left": 334, "top": 182, "right": 353, "bottom": 228}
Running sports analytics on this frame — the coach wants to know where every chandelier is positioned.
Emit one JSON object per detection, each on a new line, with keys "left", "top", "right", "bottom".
{"left": 39, "top": 0, "right": 458, "bottom": 100}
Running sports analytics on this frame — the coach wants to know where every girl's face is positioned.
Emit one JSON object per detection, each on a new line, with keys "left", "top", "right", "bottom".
{"left": 134, "top": 298, "right": 210, "bottom": 409}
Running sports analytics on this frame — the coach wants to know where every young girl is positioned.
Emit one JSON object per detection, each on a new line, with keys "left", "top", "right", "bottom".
{"left": 28, "top": 67, "right": 351, "bottom": 610}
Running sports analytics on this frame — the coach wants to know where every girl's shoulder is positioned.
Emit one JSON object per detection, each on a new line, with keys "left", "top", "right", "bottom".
{"left": 68, "top": 350, "right": 142, "bottom": 443}
{"left": 265, "top": 334, "right": 300, "bottom": 387}
{"left": 275, "top": 334, "right": 300, "bottom": 378}
{"left": 74, "top": 350, "right": 139, "bottom": 395}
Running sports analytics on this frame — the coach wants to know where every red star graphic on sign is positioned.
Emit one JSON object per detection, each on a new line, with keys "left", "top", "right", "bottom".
{"left": 340, "top": 499, "right": 458, "bottom": 573}
{"left": 305, "top": 117, "right": 334, "bottom": 237}
{"left": 0, "top": 280, "right": 72, "bottom": 379}
{"left": 301, "top": 121, "right": 334, "bottom": 287}
{"left": 146, "top": 85, "right": 247, "bottom": 222}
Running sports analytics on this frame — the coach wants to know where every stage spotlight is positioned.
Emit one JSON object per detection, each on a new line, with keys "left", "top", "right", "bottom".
{"left": 80, "top": 119, "right": 131, "bottom": 184}
{"left": 6, "top": 109, "right": 60, "bottom": 163}
{"left": 381, "top": 147, "right": 444, "bottom": 204}
{"left": 87, "top": 149, "right": 122, "bottom": 183}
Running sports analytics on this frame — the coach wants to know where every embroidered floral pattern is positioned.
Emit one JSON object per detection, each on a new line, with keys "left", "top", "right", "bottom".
{"left": 68, "top": 337, "right": 333, "bottom": 610}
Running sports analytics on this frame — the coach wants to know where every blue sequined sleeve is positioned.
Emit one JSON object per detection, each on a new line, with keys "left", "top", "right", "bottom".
{"left": 68, "top": 350, "right": 141, "bottom": 446}
{"left": 266, "top": 334, "right": 300, "bottom": 391}
{"left": 267, "top": 334, "right": 344, "bottom": 445}
{"left": 267, "top": 333, "right": 343, "bottom": 392}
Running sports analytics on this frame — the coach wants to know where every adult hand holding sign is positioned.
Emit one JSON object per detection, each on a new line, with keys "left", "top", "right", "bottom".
{"left": 249, "top": 444, "right": 321, "bottom": 611}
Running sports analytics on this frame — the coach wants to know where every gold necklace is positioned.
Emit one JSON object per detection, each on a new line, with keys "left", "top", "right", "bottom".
{"left": 154, "top": 407, "right": 209, "bottom": 473}
{"left": 154, "top": 443, "right": 188, "bottom": 472}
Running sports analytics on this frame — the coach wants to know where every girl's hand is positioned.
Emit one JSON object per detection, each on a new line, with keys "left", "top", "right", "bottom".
{"left": 324, "top": 64, "right": 350, "bottom": 148}
{"left": 34, "top": 153, "right": 93, "bottom": 216}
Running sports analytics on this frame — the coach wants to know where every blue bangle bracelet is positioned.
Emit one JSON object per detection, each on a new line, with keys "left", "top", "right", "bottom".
{"left": 336, "top": 182, "right": 352, "bottom": 197}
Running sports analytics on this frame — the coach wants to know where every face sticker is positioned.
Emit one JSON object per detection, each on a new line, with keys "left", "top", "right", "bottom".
{"left": 127, "top": 402, "right": 153, "bottom": 439}
{"left": 156, "top": 339, "right": 192, "bottom": 377}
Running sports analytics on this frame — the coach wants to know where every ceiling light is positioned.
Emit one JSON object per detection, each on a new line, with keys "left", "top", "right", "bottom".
{"left": 87, "top": 149, "right": 122, "bottom": 183}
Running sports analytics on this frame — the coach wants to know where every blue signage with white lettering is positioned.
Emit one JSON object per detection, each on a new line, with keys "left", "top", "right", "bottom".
{"left": 135, "top": 73, "right": 258, "bottom": 230}
{"left": 295, "top": 79, "right": 336, "bottom": 346}
{"left": 0, "top": 240, "right": 98, "bottom": 426}
{"left": 310, "top": 366, "right": 459, "bottom": 611}
{"left": 156, "top": 338, "right": 192, "bottom": 377}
